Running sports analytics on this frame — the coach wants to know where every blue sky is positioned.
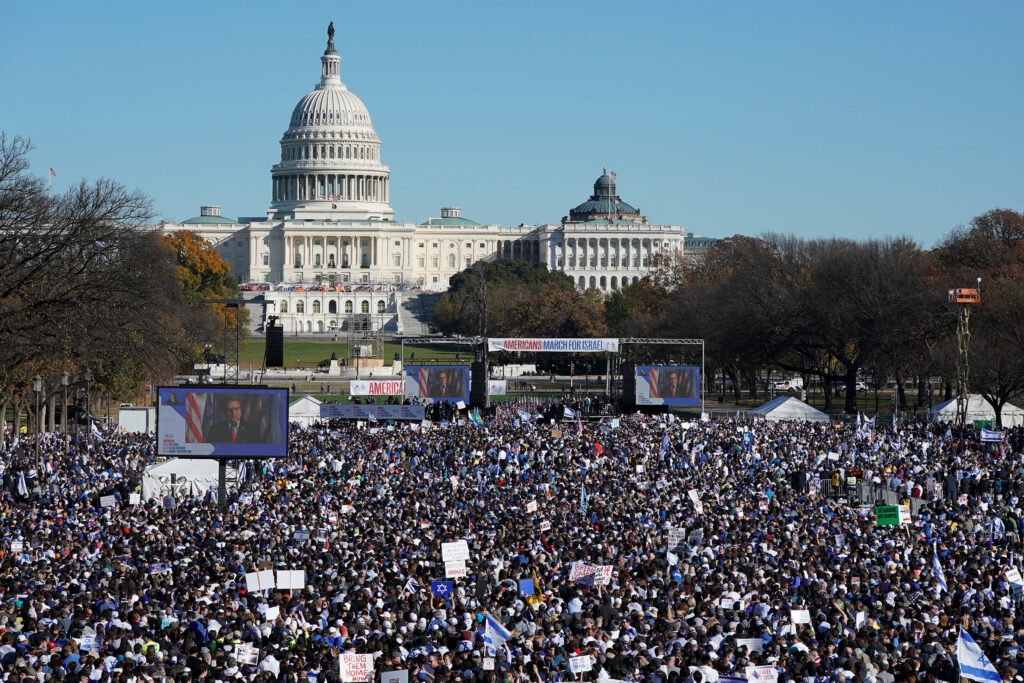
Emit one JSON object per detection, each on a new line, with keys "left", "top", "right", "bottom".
{"left": 3, "top": 1, "right": 1022, "bottom": 245}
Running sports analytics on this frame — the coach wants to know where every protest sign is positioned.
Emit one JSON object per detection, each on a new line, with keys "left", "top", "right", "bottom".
{"left": 276, "top": 570, "right": 306, "bottom": 591}
{"left": 874, "top": 505, "right": 900, "bottom": 525}
{"left": 445, "top": 560, "right": 469, "bottom": 578}
{"left": 790, "top": 609, "right": 811, "bottom": 624}
{"left": 264, "top": 606, "right": 280, "bottom": 621}
{"left": 569, "top": 655, "right": 594, "bottom": 673}
{"left": 667, "top": 527, "right": 686, "bottom": 550}
{"left": 526, "top": 500, "right": 538, "bottom": 513}
{"left": 746, "top": 666, "right": 778, "bottom": 683}
{"left": 482, "top": 658, "right": 495, "bottom": 671}
{"left": 737, "top": 638, "right": 763, "bottom": 653}
{"left": 442, "top": 540, "right": 470, "bottom": 562}
{"left": 10, "top": 541, "right": 23, "bottom": 553}
{"left": 293, "top": 530, "right": 310, "bottom": 542}
{"left": 129, "top": 493, "right": 141, "bottom": 505}
{"left": 569, "top": 561, "right": 598, "bottom": 585}
{"left": 100, "top": 495, "right": 116, "bottom": 508}
{"left": 539, "top": 520, "right": 551, "bottom": 531}
{"left": 236, "top": 643, "right": 259, "bottom": 665}
{"left": 381, "top": 671, "right": 408, "bottom": 683}
{"left": 340, "top": 653, "right": 374, "bottom": 682}
{"left": 1006, "top": 567, "right": 1023, "bottom": 585}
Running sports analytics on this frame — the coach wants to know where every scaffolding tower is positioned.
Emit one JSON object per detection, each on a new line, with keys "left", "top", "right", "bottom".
{"left": 950, "top": 285, "right": 980, "bottom": 425}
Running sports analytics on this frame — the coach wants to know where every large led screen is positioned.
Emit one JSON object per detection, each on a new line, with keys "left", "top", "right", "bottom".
{"left": 404, "top": 366, "right": 470, "bottom": 404}
{"left": 157, "top": 386, "right": 288, "bottom": 457}
{"left": 635, "top": 366, "right": 700, "bottom": 406}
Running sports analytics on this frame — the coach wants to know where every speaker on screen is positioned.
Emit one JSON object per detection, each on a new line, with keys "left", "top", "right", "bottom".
{"left": 266, "top": 321, "right": 284, "bottom": 367}
{"left": 470, "top": 361, "right": 488, "bottom": 409}
{"left": 622, "top": 362, "right": 637, "bottom": 410}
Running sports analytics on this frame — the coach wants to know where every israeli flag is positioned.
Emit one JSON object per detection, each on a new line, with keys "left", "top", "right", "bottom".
{"left": 981, "top": 428, "right": 1004, "bottom": 443}
{"left": 16, "top": 472, "right": 28, "bottom": 497}
{"left": 367, "top": 411, "right": 378, "bottom": 423}
{"left": 91, "top": 422, "right": 103, "bottom": 441}
{"left": 483, "top": 612, "right": 511, "bottom": 653}
{"left": 933, "top": 546, "right": 948, "bottom": 593}
{"left": 580, "top": 485, "right": 588, "bottom": 515}
{"left": 958, "top": 628, "right": 1002, "bottom": 683}
{"left": 563, "top": 406, "right": 576, "bottom": 419}
{"left": 659, "top": 433, "right": 671, "bottom": 457}
{"left": 517, "top": 408, "right": 531, "bottom": 423}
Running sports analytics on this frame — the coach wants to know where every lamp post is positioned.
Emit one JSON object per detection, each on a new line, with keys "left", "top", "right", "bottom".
{"left": 61, "top": 373, "right": 69, "bottom": 437}
{"left": 84, "top": 367, "right": 92, "bottom": 450}
{"left": 33, "top": 375, "right": 42, "bottom": 469}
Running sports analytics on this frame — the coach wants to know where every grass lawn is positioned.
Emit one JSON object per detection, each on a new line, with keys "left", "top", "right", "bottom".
{"left": 238, "top": 339, "right": 475, "bottom": 368}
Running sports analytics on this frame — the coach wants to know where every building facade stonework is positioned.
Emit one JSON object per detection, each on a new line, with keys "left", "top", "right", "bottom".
{"left": 157, "top": 27, "right": 706, "bottom": 335}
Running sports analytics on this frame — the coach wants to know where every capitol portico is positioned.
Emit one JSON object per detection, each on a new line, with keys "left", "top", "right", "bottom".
{"left": 157, "top": 24, "right": 710, "bottom": 335}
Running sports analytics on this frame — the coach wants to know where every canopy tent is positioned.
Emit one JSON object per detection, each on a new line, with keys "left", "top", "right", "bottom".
{"left": 928, "top": 394, "right": 1024, "bottom": 427}
{"left": 289, "top": 396, "right": 323, "bottom": 427}
{"left": 747, "top": 396, "right": 829, "bottom": 423}
{"left": 141, "top": 458, "right": 237, "bottom": 501}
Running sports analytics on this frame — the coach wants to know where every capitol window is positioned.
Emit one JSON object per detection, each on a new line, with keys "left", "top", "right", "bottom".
{"left": 296, "top": 301, "right": 305, "bottom": 314}
{"left": 377, "top": 301, "right": 386, "bottom": 313}
{"left": 279, "top": 301, "right": 288, "bottom": 313}
{"left": 448, "top": 254, "right": 455, "bottom": 268}
{"left": 345, "top": 301, "right": 353, "bottom": 313}
{"left": 263, "top": 255, "right": 269, "bottom": 265}
{"left": 394, "top": 241, "right": 401, "bottom": 247}
{"left": 393, "top": 255, "right": 401, "bottom": 266}
{"left": 312, "top": 300, "right": 321, "bottom": 313}
{"left": 361, "top": 301, "right": 370, "bottom": 314}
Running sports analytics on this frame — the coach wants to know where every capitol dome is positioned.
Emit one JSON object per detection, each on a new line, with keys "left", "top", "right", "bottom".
{"left": 268, "top": 23, "right": 393, "bottom": 221}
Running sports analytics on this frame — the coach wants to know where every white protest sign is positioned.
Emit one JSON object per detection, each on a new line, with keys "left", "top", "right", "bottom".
{"left": 667, "top": 527, "right": 685, "bottom": 549}
{"left": 381, "top": 671, "right": 409, "bottom": 683}
{"left": 693, "top": 500, "right": 704, "bottom": 515}
{"left": 594, "top": 565, "right": 613, "bottom": 586}
{"left": 79, "top": 634, "right": 101, "bottom": 652}
{"left": 482, "top": 658, "right": 495, "bottom": 671}
{"left": 276, "top": 570, "right": 306, "bottom": 591}
{"left": 746, "top": 665, "right": 778, "bottom": 683}
{"left": 445, "top": 560, "right": 469, "bottom": 578}
{"left": 687, "top": 489, "right": 701, "bottom": 504}
{"left": 442, "top": 540, "right": 470, "bottom": 562}
{"left": 569, "top": 562, "right": 599, "bottom": 586}
{"left": 790, "top": 609, "right": 811, "bottom": 624}
{"left": 526, "top": 500, "right": 538, "bottom": 513}
{"left": 245, "top": 570, "right": 276, "bottom": 592}
{"left": 10, "top": 541, "right": 23, "bottom": 553}
{"left": 1006, "top": 567, "right": 1023, "bottom": 585}
{"left": 898, "top": 505, "right": 911, "bottom": 524}
{"left": 100, "top": 495, "right": 116, "bottom": 508}
{"left": 539, "top": 520, "right": 551, "bottom": 531}
{"left": 737, "top": 638, "right": 763, "bottom": 653}
{"left": 455, "top": 400, "right": 466, "bottom": 410}
{"left": 236, "top": 643, "right": 259, "bottom": 665}
{"left": 569, "top": 655, "right": 594, "bottom": 673}
{"left": 129, "top": 492, "right": 141, "bottom": 505}
{"left": 340, "top": 654, "right": 374, "bottom": 682}
{"left": 264, "top": 606, "right": 280, "bottom": 621}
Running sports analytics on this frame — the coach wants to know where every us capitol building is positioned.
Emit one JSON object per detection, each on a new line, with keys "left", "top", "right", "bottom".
{"left": 157, "top": 25, "right": 711, "bottom": 335}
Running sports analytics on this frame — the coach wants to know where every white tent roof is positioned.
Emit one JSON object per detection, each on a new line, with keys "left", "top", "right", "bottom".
{"left": 289, "top": 396, "right": 323, "bottom": 426}
{"left": 928, "top": 394, "right": 1024, "bottom": 427}
{"left": 747, "top": 396, "right": 829, "bottom": 423}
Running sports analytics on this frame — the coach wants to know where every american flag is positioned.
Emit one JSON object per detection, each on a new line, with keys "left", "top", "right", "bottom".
{"left": 185, "top": 393, "right": 205, "bottom": 443}
{"left": 610, "top": 171, "right": 616, "bottom": 180}
{"left": 49, "top": 167, "right": 56, "bottom": 177}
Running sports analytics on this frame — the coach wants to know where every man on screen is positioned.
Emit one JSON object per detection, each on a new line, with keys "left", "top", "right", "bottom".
{"left": 657, "top": 368, "right": 696, "bottom": 399}
{"left": 205, "top": 396, "right": 260, "bottom": 443}
{"left": 428, "top": 369, "right": 464, "bottom": 399}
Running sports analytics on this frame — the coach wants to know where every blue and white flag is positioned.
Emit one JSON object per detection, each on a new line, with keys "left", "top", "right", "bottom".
{"left": 958, "top": 628, "right": 1001, "bottom": 683}
{"left": 16, "top": 472, "right": 28, "bottom": 497}
{"left": 933, "top": 546, "right": 948, "bottom": 593}
{"left": 563, "top": 406, "right": 576, "bottom": 419}
{"left": 483, "top": 612, "right": 511, "bottom": 653}
{"left": 517, "top": 408, "right": 531, "bottom": 423}
{"left": 865, "top": 416, "right": 875, "bottom": 429}
{"left": 580, "top": 485, "right": 588, "bottom": 515}
{"left": 659, "top": 433, "right": 671, "bottom": 457}
{"left": 367, "top": 411, "right": 378, "bottom": 424}
{"left": 981, "top": 428, "right": 1004, "bottom": 443}
{"left": 430, "top": 581, "right": 453, "bottom": 598}
{"left": 91, "top": 422, "right": 103, "bottom": 441}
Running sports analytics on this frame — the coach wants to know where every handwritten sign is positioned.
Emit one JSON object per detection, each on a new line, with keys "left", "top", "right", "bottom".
{"left": 339, "top": 653, "right": 374, "bottom": 682}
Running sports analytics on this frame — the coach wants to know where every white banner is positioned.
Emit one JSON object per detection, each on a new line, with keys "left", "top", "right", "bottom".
{"left": 349, "top": 380, "right": 406, "bottom": 396}
{"left": 340, "top": 654, "right": 374, "bottom": 682}
{"left": 569, "top": 655, "right": 594, "bottom": 673}
{"left": 487, "top": 380, "right": 507, "bottom": 396}
{"left": 442, "top": 540, "right": 470, "bottom": 562}
{"left": 381, "top": 671, "right": 408, "bottom": 683}
{"left": 746, "top": 666, "right": 778, "bottom": 683}
{"left": 487, "top": 338, "right": 619, "bottom": 353}
{"left": 445, "top": 560, "right": 469, "bottom": 578}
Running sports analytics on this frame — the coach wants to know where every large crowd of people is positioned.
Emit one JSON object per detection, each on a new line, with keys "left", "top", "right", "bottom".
{"left": 0, "top": 408, "right": 1021, "bottom": 683}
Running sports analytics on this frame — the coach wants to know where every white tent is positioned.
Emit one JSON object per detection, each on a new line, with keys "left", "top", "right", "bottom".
{"left": 289, "top": 396, "right": 323, "bottom": 427}
{"left": 141, "top": 458, "right": 238, "bottom": 501}
{"left": 928, "top": 394, "right": 1024, "bottom": 427}
{"left": 747, "top": 396, "right": 829, "bottom": 423}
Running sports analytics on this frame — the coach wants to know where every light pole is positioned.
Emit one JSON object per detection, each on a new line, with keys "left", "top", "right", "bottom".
{"left": 84, "top": 367, "right": 92, "bottom": 449}
{"left": 61, "top": 373, "right": 69, "bottom": 437}
{"left": 33, "top": 375, "right": 42, "bottom": 469}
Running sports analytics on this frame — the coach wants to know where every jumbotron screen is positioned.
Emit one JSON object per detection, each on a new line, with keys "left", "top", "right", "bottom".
{"left": 157, "top": 386, "right": 289, "bottom": 457}
{"left": 635, "top": 366, "right": 700, "bottom": 406}
{"left": 404, "top": 366, "right": 470, "bottom": 404}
